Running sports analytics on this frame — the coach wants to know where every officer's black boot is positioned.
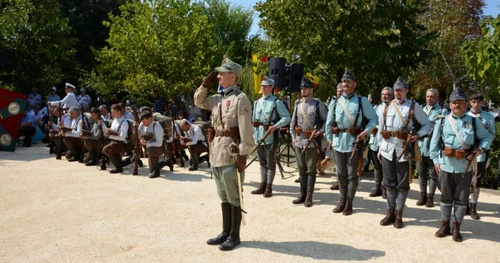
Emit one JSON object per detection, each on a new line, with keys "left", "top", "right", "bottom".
{"left": 149, "top": 157, "right": 160, "bottom": 178}
{"left": 109, "top": 154, "right": 123, "bottom": 174}
{"left": 470, "top": 203, "right": 481, "bottom": 220}
{"left": 219, "top": 206, "right": 242, "bottom": 251}
{"left": 207, "top": 203, "right": 231, "bottom": 245}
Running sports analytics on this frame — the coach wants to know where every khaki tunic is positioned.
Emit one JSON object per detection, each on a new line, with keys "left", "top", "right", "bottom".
{"left": 194, "top": 84, "right": 254, "bottom": 168}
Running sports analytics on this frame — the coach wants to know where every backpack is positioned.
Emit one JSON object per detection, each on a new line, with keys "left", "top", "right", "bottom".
{"left": 152, "top": 112, "right": 173, "bottom": 139}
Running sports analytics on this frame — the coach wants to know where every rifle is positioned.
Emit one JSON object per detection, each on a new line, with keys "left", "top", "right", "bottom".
{"left": 56, "top": 107, "right": 63, "bottom": 160}
{"left": 97, "top": 114, "right": 107, "bottom": 170}
{"left": 79, "top": 116, "right": 88, "bottom": 163}
{"left": 47, "top": 107, "right": 55, "bottom": 154}
{"left": 464, "top": 149, "right": 481, "bottom": 201}
{"left": 301, "top": 124, "right": 322, "bottom": 154}
{"left": 250, "top": 129, "right": 273, "bottom": 155}
{"left": 132, "top": 106, "right": 141, "bottom": 175}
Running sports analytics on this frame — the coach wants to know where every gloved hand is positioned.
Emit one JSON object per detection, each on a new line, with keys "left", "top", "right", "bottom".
{"left": 202, "top": 71, "right": 218, "bottom": 87}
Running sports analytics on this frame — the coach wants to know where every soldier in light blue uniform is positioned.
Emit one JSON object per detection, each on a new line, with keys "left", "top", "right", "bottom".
{"left": 467, "top": 93, "right": 496, "bottom": 220}
{"left": 326, "top": 71, "right": 378, "bottom": 216}
{"left": 324, "top": 83, "right": 343, "bottom": 190}
{"left": 250, "top": 76, "right": 291, "bottom": 198}
{"left": 430, "top": 89, "right": 493, "bottom": 242}
{"left": 378, "top": 77, "right": 430, "bottom": 229}
{"left": 290, "top": 77, "right": 327, "bottom": 207}
{"left": 368, "top": 87, "right": 393, "bottom": 198}
{"left": 416, "top": 88, "right": 442, "bottom": 208}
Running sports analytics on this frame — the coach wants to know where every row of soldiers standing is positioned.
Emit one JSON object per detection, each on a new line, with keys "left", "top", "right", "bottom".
{"left": 194, "top": 58, "right": 494, "bottom": 252}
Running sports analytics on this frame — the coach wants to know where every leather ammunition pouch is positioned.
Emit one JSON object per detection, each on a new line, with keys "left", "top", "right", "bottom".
{"left": 207, "top": 127, "right": 215, "bottom": 143}
{"left": 237, "top": 155, "right": 247, "bottom": 173}
{"left": 294, "top": 126, "right": 302, "bottom": 135}
{"left": 252, "top": 121, "right": 260, "bottom": 128}
{"left": 302, "top": 130, "right": 313, "bottom": 138}
{"left": 263, "top": 123, "right": 270, "bottom": 131}
{"left": 331, "top": 127, "right": 360, "bottom": 136}
{"left": 443, "top": 147, "right": 466, "bottom": 160}
{"left": 253, "top": 121, "right": 270, "bottom": 131}
{"left": 370, "top": 128, "right": 378, "bottom": 135}
{"left": 381, "top": 130, "right": 408, "bottom": 140}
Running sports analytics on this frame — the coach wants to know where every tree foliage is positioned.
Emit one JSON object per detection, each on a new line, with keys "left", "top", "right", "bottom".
{"left": 412, "top": 0, "right": 484, "bottom": 101}
{"left": 0, "top": 0, "right": 76, "bottom": 93}
{"left": 255, "top": 0, "right": 433, "bottom": 103}
{"left": 462, "top": 14, "right": 500, "bottom": 97}
{"left": 85, "top": 0, "right": 253, "bottom": 98}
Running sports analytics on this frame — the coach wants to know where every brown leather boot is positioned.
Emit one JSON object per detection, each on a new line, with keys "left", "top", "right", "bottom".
{"left": 369, "top": 185, "right": 382, "bottom": 197}
{"left": 470, "top": 203, "right": 480, "bottom": 220}
{"left": 394, "top": 210, "right": 404, "bottom": 229}
{"left": 452, "top": 222, "right": 463, "bottom": 242}
{"left": 425, "top": 194, "right": 434, "bottom": 208}
{"left": 292, "top": 190, "right": 306, "bottom": 204}
{"left": 380, "top": 209, "right": 395, "bottom": 226}
{"left": 435, "top": 220, "right": 451, "bottom": 237}
{"left": 330, "top": 182, "right": 339, "bottom": 190}
{"left": 343, "top": 199, "right": 353, "bottom": 215}
{"left": 294, "top": 177, "right": 301, "bottom": 183}
{"left": 263, "top": 184, "right": 272, "bottom": 198}
{"left": 333, "top": 198, "right": 346, "bottom": 213}
{"left": 251, "top": 182, "right": 267, "bottom": 195}
{"left": 416, "top": 192, "right": 427, "bottom": 206}
{"left": 304, "top": 192, "right": 313, "bottom": 207}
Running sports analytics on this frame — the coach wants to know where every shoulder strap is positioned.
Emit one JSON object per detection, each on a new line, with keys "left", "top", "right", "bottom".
{"left": 315, "top": 99, "right": 320, "bottom": 127}
{"left": 352, "top": 96, "right": 362, "bottom": 128}
{"left": 383, "top": 103, "right": 390, "bottom": 131}
{"left": 472, "top": 117, "right": 479, "bottom": 146}
{"left": 333, "top": 99, "right": 338, "bottom": 127}
{"left": 447, "top": 114, "right": 467, "bottom": 149}
{"left": 401, "top": 100, "right": 415, "bottom": 131}
{"left": 338, "top": 98, "right": 355, "bottom": 126}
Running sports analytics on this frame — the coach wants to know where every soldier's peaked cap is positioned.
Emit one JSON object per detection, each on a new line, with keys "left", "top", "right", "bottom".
{"left": 449, "top": 88, "right": 468, "bottom": 102}
{"left": 301, "top": 77, "right": 313, "bottom": 88}
{"left": 393, "top": 76, "right": 409, "bottom": 90}
{"left": 341, "top": 71, "right": 356, "bottom": 82}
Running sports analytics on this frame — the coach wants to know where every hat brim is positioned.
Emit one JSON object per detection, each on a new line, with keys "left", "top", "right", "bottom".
{"left": 215, "top": 66, "right": 232, "bottom": 73}
{"left": 449, "top": 96, "right": 467, "bottom": 102}
{"left": 394, "top": 85, "right": 408, "bottom": 90}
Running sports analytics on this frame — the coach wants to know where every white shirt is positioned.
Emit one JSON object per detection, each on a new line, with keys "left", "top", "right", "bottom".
{"left": 102, "top": 116, "right": 128, "bottom": 143}
{"left": 184, "top": 123, "right": 206, "bottom": 146}
{"left": 52, "top": 114, "right": 71, "bottom": 131}
{"left": 377, "top": 99, "right": 431, "bottom": 162}
{"left": 50, "top": 92, "right": 78, "bottom": 109}
{"left": 65, "top": 116, "right": 83, "bottom": 138}
{"left": 139, "top": 121, "right": 164, "bottom": 148}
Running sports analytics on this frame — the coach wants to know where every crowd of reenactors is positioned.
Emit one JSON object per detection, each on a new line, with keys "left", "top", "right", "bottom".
{"left": 23, "top": 58, "right": 496, "bottom": 251}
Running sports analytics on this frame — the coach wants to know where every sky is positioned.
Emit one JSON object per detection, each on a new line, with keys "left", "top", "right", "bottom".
{"left": 233, "top": 0, "right": 500, "bottom": 36}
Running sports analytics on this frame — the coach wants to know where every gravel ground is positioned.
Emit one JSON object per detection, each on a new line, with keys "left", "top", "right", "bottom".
{"left": 1, "top": 144, "right": 500, "bottom": 263}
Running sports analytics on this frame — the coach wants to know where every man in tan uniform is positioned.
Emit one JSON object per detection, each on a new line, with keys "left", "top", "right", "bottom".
{"left": 194, "top": 58, "right": 254, "bottom": 251}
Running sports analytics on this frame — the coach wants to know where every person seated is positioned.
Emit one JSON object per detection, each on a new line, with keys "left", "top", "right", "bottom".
{"left": 82, "top": 108, "right": 104, "bottom": 166}
{"left": 179, "top": 119, "right": 209, "bottom": 171}
{"left": 100, "top": 104, "right": 129, "bottom": 174}
{"left": 138, "top": 111, "right": 165, "bottom": 178}
{"left": 19, "top": 110, "right": 37, "bottom": 147}
{"left": 61, "top": 107, "right": 83, "bottom": 161}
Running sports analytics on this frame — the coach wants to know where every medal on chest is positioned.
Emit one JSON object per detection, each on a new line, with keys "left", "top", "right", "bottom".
{"left": 226, "top": 100, "right": 230, "bottom": 107}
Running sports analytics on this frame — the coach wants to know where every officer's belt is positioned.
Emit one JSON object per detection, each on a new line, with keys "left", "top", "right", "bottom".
{"left": 299, "top": 129, "right": 314, "bottom": 138}
{"left": 215, "top": 130, "right": 233, "bottom": 137}
{"left": 442, "top": 146, "right": 471, "bottom": 160}
{"left": 331, "top": 127, "right": 361, "bottom": 135}
{"left": 381, "top": 130, "right": 409, "bottom": 140}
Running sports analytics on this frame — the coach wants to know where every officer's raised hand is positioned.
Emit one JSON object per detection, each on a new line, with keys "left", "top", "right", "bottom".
{"left": 202, "top": 71, "right": 218, "bottom": 87}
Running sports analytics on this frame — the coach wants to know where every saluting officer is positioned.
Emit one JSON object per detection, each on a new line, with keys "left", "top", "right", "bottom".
{"left": 194, "top": 58, "right": 254, "bottom": 251}
{"left": 416, "top": 88, "right": 442, "bottom": 207}
{"left": 251, "top": 76, "right": 291, "bottom": 198}
{"left": 290, "top": 77, "right": 327, "bottom": 207}
{"left": 326, "top": 71, "right": 378, "bottom": 215}
{"left": 467, "top": 93, "right": 496, "bottom": 220}
{"left": 377, "top": 77, "right": 430, "bottom": 229}
{"left": 49, "top": 83, "right": 78, "bottom": 111}
{"left": 430, "top": 89, "right": 493, "bottom": 242}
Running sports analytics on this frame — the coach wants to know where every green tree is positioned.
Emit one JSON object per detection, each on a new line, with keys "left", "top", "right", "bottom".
{"left": 204, "top": 0, "right": 254, "bottom": 64}
{"left": 462, "top": 15, "right": 500, "bottom": 98}
{"left": 412, "top": 0, "right": 484, "bottom": 101}
{"left": 0, "top": 0, "right": 76, "bottom": 94}
{"left": 86, "top": 0, "right": 218, "bottom": 97}
{"left": 255, "top": 0, "right": 433, "bottom": 103}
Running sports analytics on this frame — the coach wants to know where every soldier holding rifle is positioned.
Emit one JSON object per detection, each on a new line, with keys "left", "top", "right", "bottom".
{"left": 429, "top": 89, "right": 493, "bottom": 242}
{"left": 326, "top": 71, "right": 377, "bottom": 215}
{"left": 377, "top": 77, "right": 430, "bottom": 229}
{"left": 290, "top": 77, "right": 327, "bottom": 208}
{"left": 250, "top": 76, "right": 290, "bottom": 198}
{"left": 138, "top": 111, "right": 165, "bottom": 178}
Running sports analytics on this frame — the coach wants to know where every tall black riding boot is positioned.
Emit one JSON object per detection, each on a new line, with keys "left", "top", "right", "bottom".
{"left": 85, "top": 150, "right": 97, "bottom": 166}
{"left": 219, "top": 206, "right": 242, "bottom": 251}
{"left": 207, "top": 203, "right": 231, "bottom": 245}
{"left": 149, "top": 157, "right": 160, "bottom": 178}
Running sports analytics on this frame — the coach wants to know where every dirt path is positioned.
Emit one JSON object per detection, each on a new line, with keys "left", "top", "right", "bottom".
{"left": 1, "top": 144, "right": 499, "bottom": 262}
